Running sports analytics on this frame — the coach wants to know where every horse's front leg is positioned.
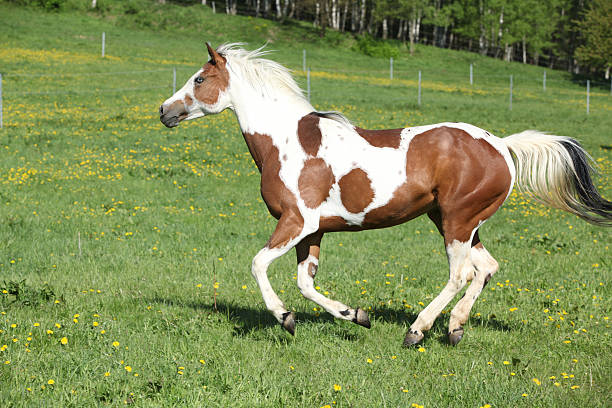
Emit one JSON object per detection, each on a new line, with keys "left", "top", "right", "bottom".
{"left": 295, "top": 232, "right": 370, "bottom": 328}
{"left": 251, "top": 211, "right": 312, "bottom": 335}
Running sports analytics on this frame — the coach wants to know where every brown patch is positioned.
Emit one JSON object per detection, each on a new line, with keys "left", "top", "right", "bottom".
{"left": 193, "top": 57, "right": 230, "bottom": 106}
{"left": 184, "top": 95, "right": 193, "bottom": 107}
{"left": 308, "top": 263, "right": 317, "bottom": 279}
{"left": 319, "top": 216, "right": 363, "bottom": 232}
{"left": 242, "top": 132, "right": 299, "bottom": 225}
{"left": 297, "top": 114, "right": 323, "bottom": 156}
{"left": 298, "top": 158, "right": 335, "bottom": 209}
{"left": 362, "top": 127, "right": 511, "bottom": 237}
{"left": 355, "top": 127, "right": 402, "bottom": 149}
{"left": 296, "top": 232, "right": 322, "bottom": 264}
{"left": 338, "top": 168, "right": 374, "bottom": 213}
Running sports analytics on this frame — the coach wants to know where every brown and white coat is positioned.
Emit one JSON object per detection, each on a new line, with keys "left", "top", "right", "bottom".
{"left": 160, "top": 44, "right": 612, "bottom": 346}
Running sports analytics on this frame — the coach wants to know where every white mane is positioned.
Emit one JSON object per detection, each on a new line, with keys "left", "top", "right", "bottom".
{"left": 216, "top": 43, "right": 352, "bottom": 128}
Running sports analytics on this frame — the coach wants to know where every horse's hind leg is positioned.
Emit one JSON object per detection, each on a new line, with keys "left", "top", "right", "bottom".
{"left": 295, "top": 232, "right": 370, "bottom": 328}
{"left": 403, "top": 223, "right": 476, "bottom": 347}
{"left": 447, "top": 231, "right": 499, "bottom": 345}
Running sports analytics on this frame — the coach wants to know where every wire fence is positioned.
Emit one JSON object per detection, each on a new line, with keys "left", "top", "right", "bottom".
{"left": 1, "top": 48, "right": 611, "bottom": 129}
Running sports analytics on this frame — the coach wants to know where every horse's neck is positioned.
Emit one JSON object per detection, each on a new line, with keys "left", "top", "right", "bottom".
{"left": 232, "top": 89, "right": 312, "bottom": 172}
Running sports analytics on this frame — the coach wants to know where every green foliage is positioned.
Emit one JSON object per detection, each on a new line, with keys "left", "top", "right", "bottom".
{"left": 0, "top": 280, "right": 57, "bottom": 307}
{"left": 575, "top": 0, "right": 612, "bottom": 73}
{"left": 352, "top": 34, "right": 400, "bottom": 58}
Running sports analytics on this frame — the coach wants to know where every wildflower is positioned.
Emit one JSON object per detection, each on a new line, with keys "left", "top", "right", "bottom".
{"left": 199, "top": 359, "right": 205, "bottom": 364}
{"left": 417, "top": 347, "right": 426, "bottom": 353}
{"left": 124, "top": 366, "right": 132, "bottom": 372}
{"left": 532, "top": 378, "right": 541, "bottom": 386}
{"left": 503, "top": 361, "right": 510, "bottom": 365}
{"left": 333, "top": 384, "right": 341, "bottom": 391}
{"left": 48, "top": 379, "right": 55, "bottom": 385}
{"left": 104, "top": 372, "right": 110, "bottom": 377}
{"left": 112, "top": 341, "right": 120, "bottom": 347}
{"left": 570, "top": 385, "right": 580, "bottom": 390}
{"left": 366, "top": 358, "right": 373, "bottom": 364}
{"left": 60, "top": 337, "right": 68, "bottom": 345}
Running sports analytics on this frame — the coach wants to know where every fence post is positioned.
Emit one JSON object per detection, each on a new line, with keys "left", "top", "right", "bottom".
{"left": 302, "top": 49, "right": 306, "bottom": 72}
{"left": 390, "top": 57, "right": 393, "bottom": 80}
{"left": 102, "top": 32, "right": 105, "bottom": 58}
{"left": 307, "top": 68, "right": 311, "bottom": 101}
{"left": 509, "top": 75, "right": 513, "bottom": 110}
{"left": 543, "top": 71, "right": 546, "bottom": 92}
{"left": 470, "top": 63, "right": 473, "bottom": 85}
{"left": 0, "top": 73, "right": 3, "bottom": 129}
{"left": 418, "top": 70, "right": 421, "bottom": 105}
{"left": 172, "top": 67, "right": 176, "bottom": 94}
{"left": 586, "top": 80, "right": 590, "bottom": 115}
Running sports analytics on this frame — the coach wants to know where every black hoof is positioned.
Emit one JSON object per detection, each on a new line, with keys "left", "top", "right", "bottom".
{"left": 402, "top": 330, "right": 424, "bottom": 347}
{"left": 352, "top": 308, "right": 371, "bottom": 329}
{"left": 448, "top": 327, "right": 464, "bottom": 346}
{"left": 281, "top": 312, "right": 296, "bottom": 336}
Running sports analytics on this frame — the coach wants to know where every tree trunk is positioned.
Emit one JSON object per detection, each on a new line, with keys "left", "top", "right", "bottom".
{"left": 605, "top": 65, "right": 610, "bottom": 80}
{"left": 255, "top": 0, "right": 260, "bottom": 16}
{"left": 382, "top": 18, "right": 388, "bottom": 40}
{"left": 91, "top": 0, "right": 97, "bottom": 7}
{"left": 340, "top": 0, "right": 348, "bottom": 31}
{"left": 201, "top": 0, "right": 207, "bottom": 5}
{"left": 522, "top": 35, "right": 527, "bottom": 64}
{"left": 275, "top": 0, "right": 282, "bottom": 18}
{"left": 359, "top": 0, "right": 366, "bottom": 34}
{"left": 314, "top": 2, "right": 320, "bottom": 27}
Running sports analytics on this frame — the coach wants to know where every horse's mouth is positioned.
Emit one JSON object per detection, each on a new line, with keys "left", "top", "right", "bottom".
{"left": 160, "top": 115, "right": 181, "bottom": 128}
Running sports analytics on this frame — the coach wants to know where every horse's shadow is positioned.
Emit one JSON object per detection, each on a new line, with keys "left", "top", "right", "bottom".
{"left": 147, "top": 296, "right": 514, "bottom": 344}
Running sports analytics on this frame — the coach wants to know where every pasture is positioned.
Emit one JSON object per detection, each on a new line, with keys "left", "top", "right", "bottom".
{"left": 0, "top": 3, "right": 610, "bottom": 407}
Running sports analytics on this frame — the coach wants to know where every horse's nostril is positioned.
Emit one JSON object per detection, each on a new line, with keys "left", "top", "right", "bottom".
{"left": 159, "top": 105, "right": 164, "bottom": 116}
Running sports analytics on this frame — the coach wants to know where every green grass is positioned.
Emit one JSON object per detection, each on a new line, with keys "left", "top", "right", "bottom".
{"left": 0, "top": 3, "right": 611, "bottom": 407}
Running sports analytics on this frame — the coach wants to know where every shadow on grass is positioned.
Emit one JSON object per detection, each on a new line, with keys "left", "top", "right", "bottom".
{"left": 147, "top": 296, "right": 514, "bottom": 344}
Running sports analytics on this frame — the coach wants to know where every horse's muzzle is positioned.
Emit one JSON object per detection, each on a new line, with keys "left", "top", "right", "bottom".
{"left": 159, "top": 101, "right": 186, "bottom": 128}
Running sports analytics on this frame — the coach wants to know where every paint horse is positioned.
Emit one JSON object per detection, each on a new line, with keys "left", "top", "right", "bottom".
{"left": 160, "top": 44, "right": 611, "bottom": 346}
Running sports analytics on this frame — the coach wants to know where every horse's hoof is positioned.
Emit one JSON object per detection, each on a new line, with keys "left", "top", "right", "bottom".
{"left": 281, "top": 312, "right": 296, "bottom": 336}
{"left": 353, "top": 308, "right": 371, "bottom": 329}
{"left": 402, "top": 330, "right": 424, "bottom": 347}
{"left": 448, "top": 327, "right": 464, "bottom": 346}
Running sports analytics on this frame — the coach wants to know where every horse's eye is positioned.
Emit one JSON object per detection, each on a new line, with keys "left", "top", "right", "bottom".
{"left": 194, "top": 76, "right": 204, "bottom": 84}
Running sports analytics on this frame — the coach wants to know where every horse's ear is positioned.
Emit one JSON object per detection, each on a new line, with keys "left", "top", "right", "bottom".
{"left": 206, "top": 42, "right": 223, "bottom": 65}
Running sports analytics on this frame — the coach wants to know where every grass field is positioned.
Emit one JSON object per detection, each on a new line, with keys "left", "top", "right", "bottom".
{"left": 0, "top": 3, "right": 611, "bottom": 407}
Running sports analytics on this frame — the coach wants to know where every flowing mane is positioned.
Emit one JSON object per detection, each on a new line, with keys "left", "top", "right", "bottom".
{"left": 217, "top": 43, "right": 353, "bottom": 128}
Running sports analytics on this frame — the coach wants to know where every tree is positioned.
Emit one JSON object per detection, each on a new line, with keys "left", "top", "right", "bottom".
{"left": 575, "top": 0, "right": 612, "bottom": 78}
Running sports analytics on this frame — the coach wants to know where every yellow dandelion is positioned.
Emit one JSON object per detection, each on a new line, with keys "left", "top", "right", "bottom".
{"left": 124, "top": 366, "right": 132, "bottom": 372}
{"left": 48, "top": 379, "right": 55, "bottom": 385}
{"left": 417, "top": 347, "right": 426, "bottom": 353}
{"left": 333, "top": 384, "right": 341, "bottom": 391}
{"left": 503, "top": 361, "right": 510, "bottom": 365}
{"left": 366, "top": 358, "right": 373, "bottom": 364}
{"left": 60, "top": 337, "right": 68, "bottom": 345}
{"left": 112, "top": 341, "right": 120, "bottom": 347}
{"left": 532, "top": 378, "right": 541, "bottom": 386}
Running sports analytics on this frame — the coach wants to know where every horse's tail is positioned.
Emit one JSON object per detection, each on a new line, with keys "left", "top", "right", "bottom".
{"left": 502, "top": 130, "right": 612, "bottom": 226}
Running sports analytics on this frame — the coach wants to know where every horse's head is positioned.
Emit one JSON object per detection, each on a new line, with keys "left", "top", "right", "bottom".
{"left": 160, "top": 43, "right": 231, "bottom": 128}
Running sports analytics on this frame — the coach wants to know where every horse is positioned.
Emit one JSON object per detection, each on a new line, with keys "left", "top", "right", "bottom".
{"left": 159, "top": 43, "right": 611, "bottom": 347}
